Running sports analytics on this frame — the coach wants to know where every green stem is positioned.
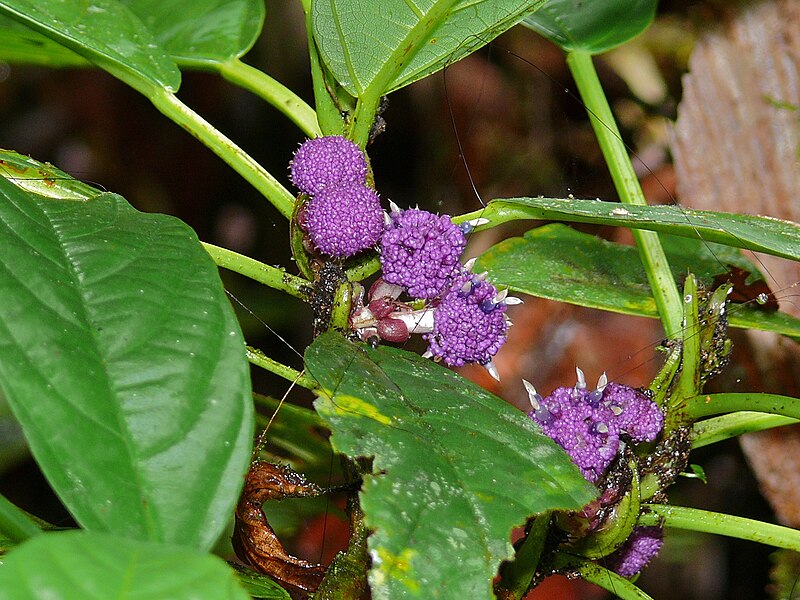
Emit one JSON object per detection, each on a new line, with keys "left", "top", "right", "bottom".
{"left": 202, "top": 242, "right": 311, "bottom": 301}
{"left": 246, "top": 346, "right": 319, "bottom": 391}
{"left": 641, "top": 504, "right": 800, "bottom": 552}
{"left": 565, "top": 51, "right": 682, "bottom": 339}
{"left": 303, "top": 0, "right": 346, "bottom": 136}
{"left": 216, "top": 59, "right": 321, "bottom": 138}
{"left": 349, "top": 0, "right": 460, "bottom": 146}
{"left": 692, "top": 412, "right": 799, "bottom": 449}
{"left": 550, "top": 554, "right": 654, "bottom": 600}
{"left": 686, "top": 392, "right": 800, "bottom": 421}
{"left": 149, "top": 90, "right": 295, "bottom": 219}
{"left": 497, "top": 514, "right": 551, "bottom": 598}
{"left": 0, "top": 493, "right": 41, "bottom": 543}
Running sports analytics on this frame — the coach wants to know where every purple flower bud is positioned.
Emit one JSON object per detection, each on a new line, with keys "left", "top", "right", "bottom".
{"left": 424, "top": 276, "right": 507, "bottom": 367}
{"left": 602, "top": 383, "right": 663, "bottom": 443}
{"left": 607, "top": 526, "right": 663, "bottom": 577}
{"left": 527, "top": 381, "right": 664, "bottom": 483}
{"left": 380, "top": 208, "right": 466, "bottom": 299}
{"left": 290, "top": 136, "right": 368, "bottom": 195}
{"left": 306, "top": 183, "right": 384, "bottom": 258}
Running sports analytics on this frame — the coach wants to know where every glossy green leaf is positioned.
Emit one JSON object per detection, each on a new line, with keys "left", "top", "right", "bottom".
{"left": 120, "top": 0, "right": 264, "bottom": 68}
{"left": 0, "top": 18, "right": 88, "bottom": 67}
{"left": 0, "top": 0, "right": 264, "bottom": 70}
{"left": 313, "top": 0, "right": 545, "bottom": 96}
{"left": 475, "top": 224, "right": 800, "bottom": 340}
{"left": 0, "top": 531, "right": 251, "bottom": 600}
{"left": 305, "top": 333, "right": 595, "bottom": 599}
{"left": 470, "top": 196, "right": 800, "bottom": 262}
{"left": 0, "top": 154, "right": 253, "bottom": 550}
{"left": 0, "top": 0, "right": 181, "bottom": 93}
{"left": 522, "top": 0, "right": 657, "bottom": 54}
{"left": 0, "top": 150, "right": 104, "bottom": 201}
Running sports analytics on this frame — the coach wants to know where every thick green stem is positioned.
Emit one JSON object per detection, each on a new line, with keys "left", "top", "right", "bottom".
{"left": 149, "top": 91, "right": 295, "bottom": 219}
{"left": 565, "top": 51, "right": 682, "bottom": 339}
{"left": 202, "top": 242, "right": 311, "bottom": 301}
{"left": 692, "top": 412, "right": 799, "bottom": 449}
{"left": 641, "top": 504, "right": 800, "bottom": 552}
{"left": 246, "top": 346, "right": 319, "bottom": 391}
{"left": 216, "top": 59, "right": 321, "bottom": 138}
{"left": 0, "top": 493, "right": 41, "bottom": 543}
{"left": 686, "top": 392, "right": 800, "bottom": 422}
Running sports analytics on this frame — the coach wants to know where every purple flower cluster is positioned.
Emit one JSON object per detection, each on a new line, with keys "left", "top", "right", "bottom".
{"left": 290, "top": 136, "right": 367, "bottom": 195}
{"left": 290, "top": 136, "right": 383, "bottom": 258}
{"left": 607, "top": 526, "right": 664, "bottom": 577}
{"left": 425, "top": 274, "right": 507, "bottom": 367}
{"left": 380, "top": 208, "right": 466, "bottom": 299}
{"left": 526, "top": 376, "right": 663, "bottom": 483}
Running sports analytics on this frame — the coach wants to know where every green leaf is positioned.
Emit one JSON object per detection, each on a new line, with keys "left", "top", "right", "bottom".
{"left": 121, "top": 0, "right": 264, "bottom": 68}
{"left": 471, "top": 196, "right": 800, "bottom": 263}
{"left": 0, "top": 18, "right": 89, "bottom": 67}
{"left": 233, "top": 565, "right": 292, "bottom": 600}
{"left": 0, "top": 154, "right": 253, "bottom": 550}
{"left": 0, "top": 150, "right": 104, "bottom": 201}
{"left": 312, "top": 0, "right": 545, "bottom": 97}
{"left": 522, "top": 0, "right": 657, "bottom": 54}
{"left": 0, "top": 0, "right": 264, "bottom": 70}
{"left": 475, "top": 224, "right": 800, "bottom": 340}
{"left": 0, "top": 531, "right": 251, "bottom": 600}
{"left": 305, "top": 333, "right": 595, "bottom": 599}
{"left": 0, "top": 0, "right": 181, "bottom": 93}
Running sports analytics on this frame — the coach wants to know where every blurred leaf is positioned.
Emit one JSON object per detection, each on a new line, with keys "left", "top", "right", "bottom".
{"left": 305, "top": 333, "right": 595, "bottom": 599}
{"left": 522, "top": 0, "right": 657, "bottom": 54}
{"left": 313, "top": 0, "right": 544, "bottom": 96}
{"left": 479, "top": 196, "right": 800, "bottom": 262}
{"left": 233, "top": 565, "right": 292, "bottom": 600}
{"left": 475, "top": 224, "right": 800, "bottom": 340}
{"left": 0, "top": 531, "right": 251, "bottom": 600}
{"left": 0, "top": 153, "right": 253, "bottom": 550}
{"left": 0, "top": 0, "right": 180, "bottom": 93}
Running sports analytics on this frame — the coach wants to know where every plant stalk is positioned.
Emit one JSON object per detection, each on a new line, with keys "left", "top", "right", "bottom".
{"left": 0, "top": 493, "right": 41, "bottom": 543}
{"left": 246, "top": 346, "right": 319, "bottom": 391}
{"left": 217, "top": 59, "right": 321, "bottom": 138}
{"left": 203, "top": 242, "right": 312, "bottom": 301}
{"left": 149, "top": 91, "right": 295, "bottom": 219}
{"left": 565, "top": 50, "right": 682, "bottom": 339}
{"left": 640, "top": 504, "right": 800, "bottom": 552}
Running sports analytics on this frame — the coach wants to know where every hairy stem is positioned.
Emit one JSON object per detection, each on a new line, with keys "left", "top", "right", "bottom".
{"left": 203, "top": 242, "right": 311, "bottom": 301}
{"left": 640, "top": 504, "right": 800, "bottom": 552}
{"left": 149, "top": 91, "right": 295, "bottom": 219}
{"left": 565, "top": 51, "right": 682, "bottom": 339}
{"left": 216, "top": 59, "right": 321, "bottom": 138}
{"left": 246, "top": 346, "right": 319, "bottom": 391}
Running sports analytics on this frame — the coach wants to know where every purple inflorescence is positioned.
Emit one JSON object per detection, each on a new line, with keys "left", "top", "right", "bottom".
{"left": 306, "top": 183, "right": 384, "bottom": 258}
{"left": 380, "top": 208, "right": 466, "bottom": 299}
{"left": 527, "top": 381, "right": 663, "bottom": 483}
{"left": 424, "top": 274, "right": 507, "bottom": 367}
{"left": 607, "top": 526, "right": 664, "bottom": 577}
{"left": 290, "top": 136, "right": 368, "bottom": 196}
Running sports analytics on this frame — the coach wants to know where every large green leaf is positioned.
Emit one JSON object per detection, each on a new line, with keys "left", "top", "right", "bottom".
{"left": 0, "top": 154, "right": 253, "bottom": 550}
{"left": 120, "top": 0, "right": 264, "bottom": 68}
{"left": 0, "top": 531, "right": 252, "bottom": 600}
{"left": 468, "top": 196, "right": 800, "bottom": 262}
{"left": 0, "top": 0, "right": 180, "bottom": 93}
{"left": 305, "top": 333, "right": 595, "bottom": 599}
{"left": 522, "top": 0, "right": 657, "bottom": 54}
{"left": 475, "top": 224, "right": 800, "bottom": 340}
{"left": 313, "top": 0, "right": 545, "bottom": 96}
{"left": 0, "top": 0, "right": 264, "bottom": 70}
